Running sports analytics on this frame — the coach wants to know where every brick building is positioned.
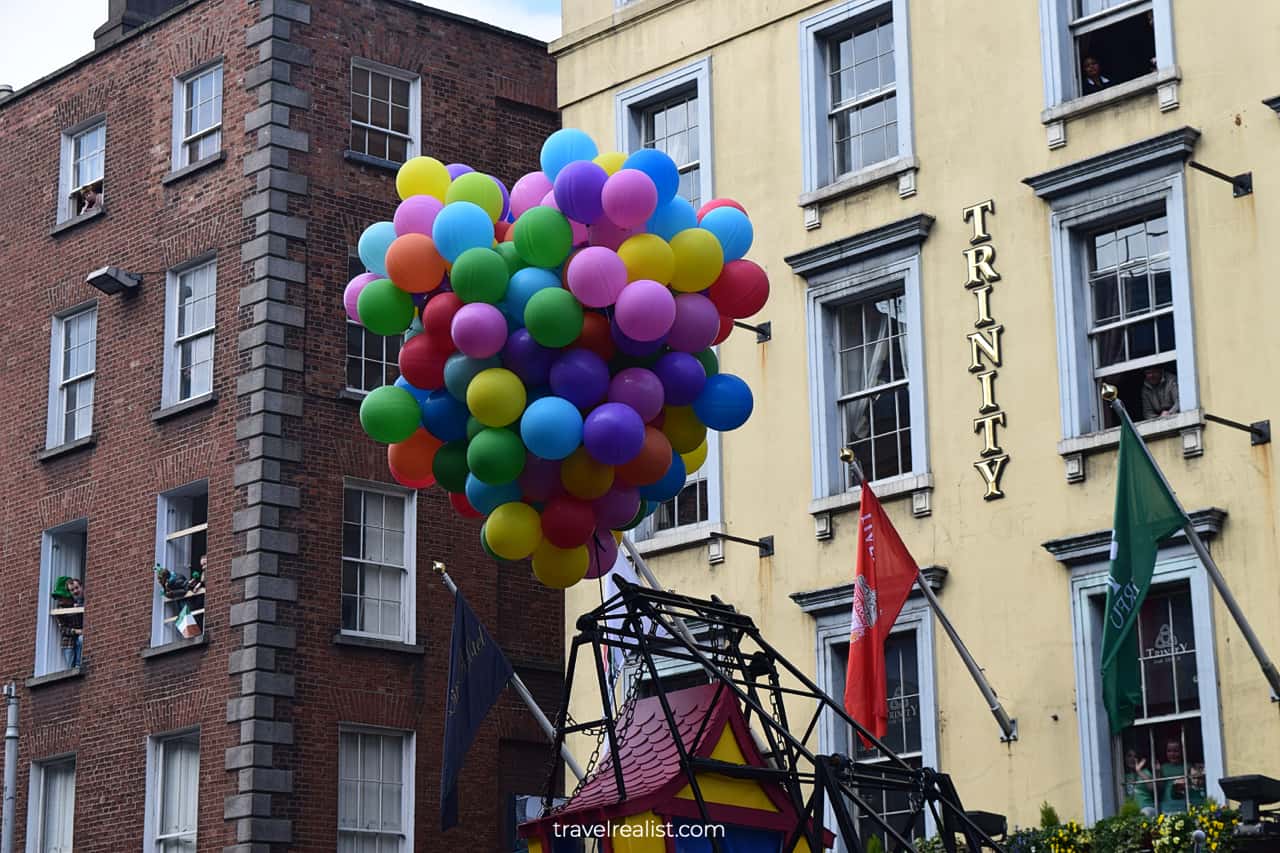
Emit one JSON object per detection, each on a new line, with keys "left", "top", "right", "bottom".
{"left": 0, "top": 0, "right": 561, "bottom": 850}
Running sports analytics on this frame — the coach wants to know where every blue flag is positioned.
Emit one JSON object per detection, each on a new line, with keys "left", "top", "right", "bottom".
{"left": 440, "top": 591, "right": 514, "bottom": 830}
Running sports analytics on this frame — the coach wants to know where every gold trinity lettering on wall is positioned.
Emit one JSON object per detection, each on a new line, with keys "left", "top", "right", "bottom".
{"left": 962, "top": 199, "right": 1009, "bottom": 500}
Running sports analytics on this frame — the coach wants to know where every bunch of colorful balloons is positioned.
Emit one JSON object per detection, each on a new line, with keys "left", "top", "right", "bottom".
{"left": 344, "top": 128, "right": 770, "bottom": 589}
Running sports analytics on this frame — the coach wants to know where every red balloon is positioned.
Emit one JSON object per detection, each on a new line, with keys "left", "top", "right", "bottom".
{"left": 494, "top": 221, "right": 512, "bottom": 242}
{"left": 422, "top": 292, "right": 464, "bottom": 340}
{"left": 398, "top": 334, "right": 450, "bottom": 389}
{"left": 696, "top": 198, "right": 748, "bottom": 221}
{"left": 712, "top": 314, "right": 734, "bottom": 346}
{"left": 572, "top": 311, "right": 616, "bottom": 362}
{"left": 707, "top": 259, "right": 770, "bottom": 320}
{"left": 450, "top": 491, "right": 483, "bottom": 519}
{"left": 615, "top": 427, "right": 673, "bottom": 486}
{"left": 540, "top": 496, "right": 597, "bottom": 548}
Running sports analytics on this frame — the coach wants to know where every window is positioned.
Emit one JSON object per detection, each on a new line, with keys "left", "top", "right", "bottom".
{"left": 640, "top": 92, "right": 702, "bottom": 208}
{"left": 836, "top": 291, "right": 911, "bottom": 486}
{"left": 800, "top": 0, "right": 916, "bottom": 196}
{"left": 57, "top": 119, "right": 105, "bottom": 223}
{"left": 338, "top": 728, "right": 415, "bottom": 852}
{"left": 347, "top": 255, "right": 401, "bottom": 393}
{"left": 172, "top": 63, "right": 223, "bottom": 169}
{"left": 45, "top": 304, "right": 97, "bottom": 448}
{"left": 163, "top": 259, "right": 216, "bottom": 406}
{"left": 350, "top": 60, "right": 420, "bottom": 164}
{"left": 26, "top": 758, "right": 75, "bottom": 853}
{"left": 153, "top": 482, "right": 208, "bottom": 647}
{"left": 628, "top": 619, "right": 717, "bottom": 700}
{"left": 35, "top": 521, "right": 87, "bottom": 677}
{"left": 146, "top": 731, "right": 200, "bottom": 853}
{"left": 342, "top": 482, "right": 416, "bottom": 643}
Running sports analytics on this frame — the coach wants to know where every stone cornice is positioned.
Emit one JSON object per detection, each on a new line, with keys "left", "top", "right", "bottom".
{"left": 784, "top": 213, "right": 935, "bottom": 279}
{"left": 790, "top": 565, "right": 949, "bottom": 615}
{"left": 1022, "top": 126, "right": 1201, "bottom": 200}
{"left": 1041, "top": 507, "right": 1227, "bottom": 566}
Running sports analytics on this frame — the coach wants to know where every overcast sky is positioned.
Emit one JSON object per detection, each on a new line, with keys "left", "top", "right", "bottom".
{"left": 0, "top": 0, "right": 561, "bottom": 92}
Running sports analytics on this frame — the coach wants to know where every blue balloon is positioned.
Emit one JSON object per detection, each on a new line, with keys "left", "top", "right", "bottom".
{"left": 501, "top": 267, "right": 560, "bottom": 324}
{"left": 403, "top": 313, "right": 424, "bottom": 343}
{"left": 698, "top": 206, "right": 754, "bottom": 261}
{"left": 693, "top": 373, "right": 754, "bottom": 431}
{"left": 394, "top": 375, "right": 432, "bottom": 403}
{"left": 443, "top": 353, "right": 500, "bottom": 400}
{"left": 465, "top": 475, "right": 522, "bottom": 515}
{"left": 638, "top": 450, "right": 687, "bottom": 503}
{"left": 357, "top": 221, "right": 397, "bottom": 276}
{"left": 431, "top": 201, "right": 494, "bottom": 263}
{"left": 646, "top": 196, "right": 698, "bottom": 242}
{"left": 623, "top": 148, "right": 680, "bottom": 206}
{"left": 540, "top": 128, "right": 599, "bottom": 181}
{"left": 520, "top": 396, "right": 584, "bottom": 460}
{"left": 420, "top": 389, "right": 470, "bottom": 442}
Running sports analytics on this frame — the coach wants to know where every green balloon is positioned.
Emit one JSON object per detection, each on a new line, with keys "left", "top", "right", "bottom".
{"left": 356, "top": 278, "right": 415, "bottom": 336}
{"left": 495, "top": 241, "right": 527, "bottom": 277}
{"left": 513, "top": 206, "right": 573, "bottom": 269}
{"left": 466, "top": 428, "right": 527, "bottom": 485}
{"left": 359, "top": 385, "right": 421, "bottom": 444}
{"left": 524, "top": 288, "right": 584, "bottom": 348}
{"left": 478, "top": 524, "right": 505, "bottom": 562}
{"left": 450, "top": 247, "right": 510, "bottom": 305}
{"left": 432, "top": 441, "right": 471, "bottom": 493}
{"left": 466, "top": 415, "right": 485, "bottom": 442}
{"left": 694, "top": 348, "right": 719, "bottom": 376}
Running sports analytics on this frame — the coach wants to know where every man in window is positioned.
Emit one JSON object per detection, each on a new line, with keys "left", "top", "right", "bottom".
{"left": 1081, "top": 56, "right": 1111, "bottom": 93}
{"left": 1140, "top": 366, "right": 1178, "bottom": 420}
{"left": 78, "top": 182, "right": 102, "bottom": 216}
{"left": 51, "top": 576, "right": 84, "bottom": 669}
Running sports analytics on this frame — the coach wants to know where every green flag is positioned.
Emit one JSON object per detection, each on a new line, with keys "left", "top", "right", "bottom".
{"left": 1101, "top": 416, "right": 1187, "bottom": 735}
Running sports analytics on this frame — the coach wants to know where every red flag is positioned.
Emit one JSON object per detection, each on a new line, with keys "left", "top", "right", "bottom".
{"left": 843, "top": 482, "right": 920, "bottom": 746}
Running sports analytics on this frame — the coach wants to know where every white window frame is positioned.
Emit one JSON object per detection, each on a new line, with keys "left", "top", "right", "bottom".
{"left": 350, "top": 58, "right": 421, "bottom": 164}
{"left": 35, "top": 520, "right": 87, "bottom": 678}
{"left": 162, "top": 256, "right": 217, "bottom": 407}
{"left": 171, "top": 60, "right": 223, "bottom": 170}
{"left": 56, "top": 116, "right": 106, "bottom": 224}
{"left": 799, "top": 0, "right": 916, "bottom": 196}
{"left": 337, "top": 725, "right": 416, "bottom": 853}
{"left": 1069, "top": 545, "right": 1224, "bottom": 824}
{"left": 1038, "top": 0, "right": 1176, "bottom": 109}
{"left": 143, "top": 729, "right": 200, "bottom": 853}
{"left": 341, "top": 479, "right": 417, "bottom": 645}
{"left": 45, "top": 302, "right": 98, "bottom": 449}
{"left": 25, "top": 756, "right": 76, "bottom": 853}
{"left": 152, "top": 481, "right": 209, "bottom": 647}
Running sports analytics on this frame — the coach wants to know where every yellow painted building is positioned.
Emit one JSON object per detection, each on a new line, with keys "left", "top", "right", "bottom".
{"left": 552, "top": 0, "right": 1280, "bottom": 841}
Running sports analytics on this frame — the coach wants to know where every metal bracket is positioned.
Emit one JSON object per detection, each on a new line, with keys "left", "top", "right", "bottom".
{"left": 1000, "top": 717, "right": 1019, "bottom": 743}
{"left": 732, "top": 320, "right": 771, "bottom": 344}
{"left": 708, "top": 531, "right": 774, "bottom": 558}
{"left": 1205, "top": 413, "right": 1271, "bottom": 445}
{"left": 1189, "top": 160, "right": 1253, "bottom": 198}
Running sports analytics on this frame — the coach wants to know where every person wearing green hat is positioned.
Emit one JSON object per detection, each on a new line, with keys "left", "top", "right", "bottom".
{"left": 51, "top": 576, "right": 84, "bottom": 669}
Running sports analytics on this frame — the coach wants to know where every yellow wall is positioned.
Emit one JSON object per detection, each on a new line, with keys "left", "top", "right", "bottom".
{"left": 554, "top": 0, "right": 1280, "bottom": 829}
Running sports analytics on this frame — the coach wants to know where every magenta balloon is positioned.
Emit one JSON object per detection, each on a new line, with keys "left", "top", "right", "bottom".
{"left": 519, "top": 454, "right": 563, "bottom": 502}
{"left": 666, "top": 293, "right": 721, "bottom": 353}
{"left": 510, "top": 172, "right": 553, "bottom": 218}
{"left": 593, "top": 486, "right": 642, "bottom": 530}
{"left": 583, "top": 402, "right": 646, "bottom": 465}
{"left": 393, "top": 195, "right": 445, "bottom": 237}
{"left": 608, "top": 367, "right": 665, "bottom": 423}
{"left": 615, "top": 279, "right": 676, "bottom": 342}
{"left": 585, "top": 528, "right": 620, "bottom": 580}
{"left": 553, "top": 160, "right": 608, "bottom": 225}
{"left": 601, "top": 168, "right": 659, "bottom": 228}
{"left": 344, "top": 272, "right": 380, "bottom": 322}
{"left": 588, "top": 216, "right": 635, "bottom": 251}
{"left": 450, "top": 302, "right": 509, "bottom": 359}
{"left": 566, "top": 246, "right": 628, "bottom": 308}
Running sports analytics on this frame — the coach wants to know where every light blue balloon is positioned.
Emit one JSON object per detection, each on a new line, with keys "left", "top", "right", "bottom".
{"left": 403, "top": 313, "right": 424, "bottom": 342}
{"left": 638, "top": 450, "right": 686, "bottom": 503}
{"left": 432, "top": 201, "right": 494, "bottom": 263}
{"left": 520, "top": 396, "right": 584, "bottom": 460}
{"left": 540, "top": 128, "right": 599, "bottom": 181}
{"left": 646, "top": 196, "right": 698, "bottom": 242}
{"left": 698, "top": 207, "right": 754, "bottom": 261}
{"left": 357, "top": 221, "right": 397, "bottom": 276}
{"left": 501, "top": 267, "right": 561, "bottom": 324}
{"left": 443, "top": 353, "right": 500, "bottom": 400}
{"left": 623, "top": 148, "right": 680, "bottom": 206}
{"left": 465, "top": 474, "right": 522, "bottom": 515}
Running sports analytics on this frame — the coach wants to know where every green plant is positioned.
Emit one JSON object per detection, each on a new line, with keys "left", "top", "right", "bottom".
{"left": 1040, "top": 802, "right": 1062, "bottom": 829}
{"left": 1091, "top": 811, "right": 1153, "bottom": 853}
{"left": 1004, "top": 827, "right": 1045, "bottom": 853}
{"left": 865, "top": 835, "right": 885, "bottom": 853}
{"left": 1153, "top": 804, "right": 1239, "bottom": 853}
{"left": 1117, "top": 798, "right": 1144, "bottom": 820}
{"left": 1043, "top": 820, "right": 1089, "bottom": 853}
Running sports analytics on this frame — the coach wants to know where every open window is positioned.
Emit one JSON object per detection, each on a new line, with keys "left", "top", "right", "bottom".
{"left": 57, "top": 119, "right": 105, "bottom": 224}
{"left": 152, "top": 481, "right": 208, "bottom": 646}
{"left": 1071, "top": 0, "right": 1157, "bottom": 95}
{"left": 35, "top": 520, "right": 87, "bottom": 677}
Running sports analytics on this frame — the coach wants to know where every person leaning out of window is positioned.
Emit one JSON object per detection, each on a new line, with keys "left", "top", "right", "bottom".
{"left": 77, "top": 181, "right": 103, "bottom": 216}
{"left": 51, "top": 576, "right": 84, "bottom": 669}
{"left": 1141, "top": 366, "right": 1179, "bottom": 421}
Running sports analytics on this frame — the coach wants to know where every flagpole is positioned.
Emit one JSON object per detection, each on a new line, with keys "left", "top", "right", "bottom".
{"left": 432, "top": 562, "right": 587, "bottom": 781}
{"left": 1102, "top": 386, "right": 1280, "bottom": 701}
{"left": 844, "top": 452, "right": 1018, "bottom": 741}
{"left": 619, "top": 535, "right": 701, "bottom": 649}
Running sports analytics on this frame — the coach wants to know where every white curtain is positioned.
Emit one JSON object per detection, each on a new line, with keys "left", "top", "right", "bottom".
{"left": 843, "top": 298, "right": 909, "bottom": 464}
{"left": 39, "top": 761, "right": 75, "bottom": 853}
{"left": 159, "top": 735, "right": 199, "bottom": 852}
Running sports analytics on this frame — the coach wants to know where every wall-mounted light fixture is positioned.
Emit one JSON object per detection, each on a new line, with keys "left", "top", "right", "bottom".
{"left": 86, "top": 266, "right": 140, "bottom": 296}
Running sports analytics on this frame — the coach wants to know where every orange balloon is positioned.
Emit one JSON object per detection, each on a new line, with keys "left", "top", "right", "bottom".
{"left": 572, "top": 312, "right": 616, "bottom": 362}
{"left": 560, "top": 447, "right": 615, "bottom": 500}
{"left": 615, "top": 427, "right": 673, "bottom": 486}
{"left": 385, "top": 233, "right": 446, "bottom": 293}
{"left": 388, "top": 428, "right": 442, "bottom": 483}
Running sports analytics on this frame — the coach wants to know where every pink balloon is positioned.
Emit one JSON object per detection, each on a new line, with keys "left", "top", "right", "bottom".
{"left": 588, "top": 216, "right": 635, "bottom": 251}
{"left": 566, "top": 246, "right": 628, "bottom": 308}
{"left": 540, "top": 190, "right": 589, "bottom": 247}
{"left": 393, "top": 195, "right": 444, "bottom": 237}
{"left": 344, "top": 272, "right": 380, "bottom": 322}
{"left": 593, "top": 486, "right": 641, "bottom": 530}
{"left": 615, "top": 279, "right": 676, "bottom": 342}
{"left": 601, "top": 168, "right": 659, "bottom": 228}
{"left": 450, "top": 302, "right": 508, "bottom": 359}
{"left": 585, "top": 528, "right": 620, "bottom": 580}
{"left": 665, "top": 293, "right": 721, "bottom": 352}
{"left": 510, "top": 172, "right": 553, "bottom": 219}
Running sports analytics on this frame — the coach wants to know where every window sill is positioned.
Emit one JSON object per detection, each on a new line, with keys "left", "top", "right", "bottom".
{"left": 38, "top": 433, "right": 98, "bottom": 462}
{"left": 809, "top": 472, "right": 934, "bottom": 537}
{"left": 1041, "top": 67, "right": 1182, "bottom": 148}
{"left": 162, "top": 150, "right": 226, "bottom": 185}
{"left": 141, "top": 633, "right": 208, "bottom": 659}
{"left": 337, "top": 387, "right": 369, "bottom": 404}
{"left": 332, "top": 632, "right": 425, "bottom": 655}
{"left": 632, "top": 521, "right": 725, "bottom": 562}
{"left": 50, "top": 206, "right": 105, "bottom": 237}
{"left": 152, "top": 392, "right": 218, "bottom": 423}
{"left": 798, "top": 156, "right": 919, "bottom": 224}
{"left": 1057, "top": 408, "right": 1204, "bottom": 483}
{"left": 26, "top": 667, "right": 83, "bottom": 689}
{"left": 343, "top": 150, "right": 402, "bottom": 174}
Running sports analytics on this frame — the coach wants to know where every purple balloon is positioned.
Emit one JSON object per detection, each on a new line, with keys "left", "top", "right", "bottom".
{"left": 653, "top": 351, "right": 707, "bottom": 406}
{"left": 553, "top": 160, "right": 609, "bottom": 225}
{"left": 588, "top": 215, "right": 635, "bottom": 251}
{"left": 519, "top": 454, "right": 563, "bottom": 502}
{"left": 608, "top": 368, "right": 665, "bottom": 423}
{"left": 490, "top": 175, "right": 511, "bottom": 221}
{"left": 583, "top": 402, "right": 646, "bottom": 465}
{"left": 344, "top": 272, "right": 379, "bottom": 322}
{"left": 585, "top": 527, "right": 620, "bottom": 579}
{"left": 593, "top": 486, "right": 642, "bottom": 530}
{"left": 666, "top": 293, "right": 721, "bottom": 353}
{"left": 550, "top": 349, "right": 610, "bottom": 410}
{"left": 511, "top": 171, "right": 553, "bottom": 218}
{"left": 450, "top": 302, "right": 508, "bottom": 359}
{"left": 502, "top": 328, "right": 555, "bottom": 385}
{"left": 446, "top": 163, "right": 475, "bottom": 179}
{"left": 601, "top": 168, "right": 659, "bottom": 228}
{"left": 393, "top": 195, "right": 444, "bottom": 237}
{"left": 615, "top": 279, "right": 676, "bottom": 342}
{"left": 610, "top": 320, "right": 665, "bottom": 356}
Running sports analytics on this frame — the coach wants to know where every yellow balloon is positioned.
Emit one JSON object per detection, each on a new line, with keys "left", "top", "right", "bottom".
{"left": 396, "top": 156, "right": 452, "bottom": 201}
{"left": 445, "top": 172, "right": 503, "bottom": 223}
{"left": 593, "top": 151, "right": 627, "bottom": 176}
{"left": 661, "top": 406, "right": 707, "bottom": 454}
{"left": 560, "top": 447, "right": 614, "bottom": 500}
{"left": 466, "top": 368, "right": 527, "bottom": 427}
{"left": 680, "top": 439, "right": 708, "bottom": 474}
{"left": 485, "top": 502, "right": 543, "bottom": 560}
{"left": 668, "top": 228, "right": 724, "bottom": 293}
{"left": 617, "top": 234, "right": 675, "bottom": 285}
{"left": 532, "top": 540, "right": 589, "bottom": 589}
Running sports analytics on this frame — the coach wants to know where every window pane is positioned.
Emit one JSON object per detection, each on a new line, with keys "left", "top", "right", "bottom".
{"left": 352, "top": 66, "right": 370, "bottom": 95}
{"left": 352, "top": 95, "right": 370, "bottom": 124}
{"left": 370, "top": 71, "right": 390, "bottom": 101}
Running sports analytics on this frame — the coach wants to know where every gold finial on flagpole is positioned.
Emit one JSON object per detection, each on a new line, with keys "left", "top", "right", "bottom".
{"left": 1100, "top": 382, "right": 1119, "bottom": 402}
{"left": 838, "top": 446, "right": 855, "bottom": 464}
{"left": 432, "top": 560, "right": 447, "bottom": 575}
